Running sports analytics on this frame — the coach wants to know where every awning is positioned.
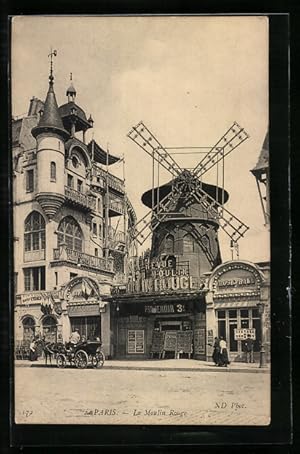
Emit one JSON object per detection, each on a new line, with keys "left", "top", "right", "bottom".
{"left": 214, "top": 300, "right": 260, "bottom": 309}
{"left": 87, "top": 140, "right": 121, "bottom": 165}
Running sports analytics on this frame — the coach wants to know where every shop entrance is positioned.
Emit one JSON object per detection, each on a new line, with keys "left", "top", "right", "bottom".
{"left": 70, "top": 316, "right": 101, "bottom": 341}
{"left": 151, "top": 317, "right": 193, "bottom": 359}
{"left": 217, "top": 308, "right": 261, "bottom": 360}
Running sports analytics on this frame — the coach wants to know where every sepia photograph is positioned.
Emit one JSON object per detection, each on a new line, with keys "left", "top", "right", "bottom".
{"left": 12, "top": 15, "right": 270, "bottom": 426}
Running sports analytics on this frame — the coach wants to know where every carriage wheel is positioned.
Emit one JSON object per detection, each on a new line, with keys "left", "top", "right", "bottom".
{"left": 56, "top": 354, "right": 66, "bottom": 368}
{"left": 74, "top": 350, "right": 89, "bottom": 369}
{"left": 93, "top": 349, "right": 105, "bottom": 368}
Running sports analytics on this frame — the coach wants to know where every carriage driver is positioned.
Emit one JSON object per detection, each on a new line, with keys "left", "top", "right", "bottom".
{"left": 68, "top": 328, "right": 81, "bottom": 351}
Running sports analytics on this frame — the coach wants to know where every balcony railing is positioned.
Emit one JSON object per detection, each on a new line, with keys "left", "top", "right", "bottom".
{"left": 105, "top": 200, "right": 125, "bottom": 216}
{"left": 65, "top": 186, "right": 96, "bottom": 211}
{"left": 53, "top": 247, "right": 114, "bottom": 273}
{"left": 92, "top": 167, "right": 125, "bottom": 194}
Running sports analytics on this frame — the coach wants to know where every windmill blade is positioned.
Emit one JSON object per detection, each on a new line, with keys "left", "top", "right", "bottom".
{"left": 129, "top": 183, "right": 184, "bottom": 245}
{"left": 193, "top": 122, "right": 249, "bottom": 179}
{"left": 191, "top": 183, "right": 249, "bottom": 242}
{"left": 128, "top": 121, "right": 182, "bottom": 178}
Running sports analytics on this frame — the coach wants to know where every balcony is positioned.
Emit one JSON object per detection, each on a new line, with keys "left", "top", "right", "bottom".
{"left": 105, "top": 200, "right": 125, "bottom": 217}
{"left": 52, "top": 247, "right": 114, "bottom": 273}
{"left": 92, "top": 167, "right": 125, "bottom": 195}
{"left": 107, "top": 229, "right": 126, "bottom": 250}
{"left": 64, "top": 186, "right": 96, "bottom": 212}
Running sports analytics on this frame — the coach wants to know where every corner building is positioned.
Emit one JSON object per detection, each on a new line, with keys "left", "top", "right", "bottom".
{"left": 13, "top": 72, "right": 136, "bottom": 358}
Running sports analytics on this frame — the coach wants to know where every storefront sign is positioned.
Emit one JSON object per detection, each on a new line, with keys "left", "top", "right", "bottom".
{"left": 68, "top": 303, "right": 102, "bottom": 317}
{"left": 65, "top": 277, "right": 100, "bottom": 301}
{"left": 21, "top": 292, "right": 53, "bottom": 305}
{"left": 126, "top": 256, "right": 205, "bottom": 294}
{"left": 234, "top": 328, "right": 256, "bottom": 340}
{"left": 211, "top": 262, "right": 262, "bottom": 298}
{"left": 144, "top": 303, "right": 186, "bottom": 314}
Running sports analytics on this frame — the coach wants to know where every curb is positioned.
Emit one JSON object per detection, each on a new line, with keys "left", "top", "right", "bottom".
{"left": 15, "top": 363, "right": 270, "bottom": 373}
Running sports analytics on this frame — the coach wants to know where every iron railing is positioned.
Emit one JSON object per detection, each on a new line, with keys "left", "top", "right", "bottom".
{"left": 65, "top": 186, "right": 96, "bottom": 211}
{"left": 53, "top": 247, "right": 114, "bottom": 273}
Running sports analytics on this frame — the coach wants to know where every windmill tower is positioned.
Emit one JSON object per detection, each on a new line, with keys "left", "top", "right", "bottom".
{"left": 127, "top": 121, "right": 250, "bottom": 276}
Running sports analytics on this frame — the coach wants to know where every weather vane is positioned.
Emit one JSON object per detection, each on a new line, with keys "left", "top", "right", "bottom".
{"left": 48, "top": 48, "right": 57, "bottom": 83}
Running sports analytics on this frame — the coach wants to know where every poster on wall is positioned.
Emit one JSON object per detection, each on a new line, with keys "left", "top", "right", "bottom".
{"left": 10, "top": 14, "right": 290, "bottom": 448}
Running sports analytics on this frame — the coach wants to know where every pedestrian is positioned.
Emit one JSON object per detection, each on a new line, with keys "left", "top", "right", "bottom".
{"left": 243, "top": 335, "right": 255, "bottom": 363}
{"left": 212, "top": 337, "right": 221, "bottom": 366}
{"left": 219, "top": 336, "right": 230, "bottom": 367}
{"left": 29, "top": 338, "right": 38, "bottom": 361}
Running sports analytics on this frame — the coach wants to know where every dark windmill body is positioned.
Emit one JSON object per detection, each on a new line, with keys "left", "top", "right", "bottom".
{"left": 142, "top": 174, "right": 228, "bottom": 275}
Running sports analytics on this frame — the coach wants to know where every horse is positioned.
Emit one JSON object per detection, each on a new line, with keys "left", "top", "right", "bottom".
{"left": 36, "top": 339, "right": 56, "bottom": 365}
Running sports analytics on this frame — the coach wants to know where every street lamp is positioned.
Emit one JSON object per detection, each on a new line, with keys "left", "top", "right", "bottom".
{"left": 257, "top": 302, "right": 267, "bottom": 368}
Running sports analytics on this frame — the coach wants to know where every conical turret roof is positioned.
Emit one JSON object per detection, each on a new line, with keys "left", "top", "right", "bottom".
{"left": 32, "top": 78, "right": 69, "bottom": 140}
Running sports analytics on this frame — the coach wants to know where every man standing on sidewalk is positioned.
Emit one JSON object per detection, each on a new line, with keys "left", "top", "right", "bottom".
{"left": 243, "top": 335, "right": 255, "bottom": 363}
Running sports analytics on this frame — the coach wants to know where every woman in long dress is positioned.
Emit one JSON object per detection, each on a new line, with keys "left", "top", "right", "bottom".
{"left": 212, "top": 337, "right": 221, "bottom": 365}
{"left": 219, "top": 337, "right": 230, "bottom": 367}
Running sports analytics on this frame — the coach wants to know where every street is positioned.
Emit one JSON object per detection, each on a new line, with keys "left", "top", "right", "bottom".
{"left": 15, "top": 362, "right": 270, "bottom": 425}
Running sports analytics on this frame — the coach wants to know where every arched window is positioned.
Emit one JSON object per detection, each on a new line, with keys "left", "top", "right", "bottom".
{"left": 57, "top": 216, "right": 83, "bottom": 252}
{"left": 183, "top": 233, "right": 194, "bottom": 253}
{"left": 24, "top": 211, "right": 45, "bottom": 252}
{"left": 22, "top": 316, "right": 35, "bottom": 344}
{"left": 50, "top": 161, "right": 56, "bottom": 181}
{"left": 165, "top": 234, "right": 174, "bottom": 254}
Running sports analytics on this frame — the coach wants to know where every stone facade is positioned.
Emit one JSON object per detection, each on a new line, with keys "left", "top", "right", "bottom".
{"left": 13, "top": 75, "right": 135, "bottom": 358}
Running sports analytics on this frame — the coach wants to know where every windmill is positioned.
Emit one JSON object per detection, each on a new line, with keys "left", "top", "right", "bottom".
{"left": 127, "top": 121, "right": 250, "bottom": 274}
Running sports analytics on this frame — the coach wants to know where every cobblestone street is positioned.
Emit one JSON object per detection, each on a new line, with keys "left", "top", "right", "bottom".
{"left": 15, "top": 361, "right": 270, "bottom": 425}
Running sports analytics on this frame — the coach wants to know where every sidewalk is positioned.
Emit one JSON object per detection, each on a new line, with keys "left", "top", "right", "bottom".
{"left": 14, "top": 358, "right": 270, "bottom": 373}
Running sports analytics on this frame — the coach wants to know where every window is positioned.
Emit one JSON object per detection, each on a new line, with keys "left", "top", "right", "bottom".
{"left": 77, "top": 179, "right": 83, "bottom": 192}
{"left": 24, "top": 266, "right": 45, "bottom": 291}
{"left": 92, "top": 222, "right": 97, "bottom": 236}
{"left": 26, "top": 169, "right": 34, "bottom": 192}
{"left": 165, "top": 234, "right": 174, "bottom": 254}
{"left": 55, "top": 272, "right": 58, "bottom": 286}
{"left": 22, "top": 317, "right": 35, "bottom": 344}
{"left": 57, "top": 216, "right": 83, "bottom": 252}
{"left": 216, "top": 308, "right": 262, "bottom": 353}
{"left": 24, "top": 211, "right": 45, "bottom": 252}
{"left": 42, "top": 316, "right": 57, "bottom": 343}
{"left": 183, "top": 233, "right": 194, "bottom": 253}
{"left": 67, "top": 174, "right": 74, "bottom": 188}
{"left": 95, "top": 248, "right": 98, "bottom": 257}
{"left": 50, "top": 161, "right": 56, "bottom": 181}
{"left": 70, "top": 272, "right": 78, "bottom": 280}
{"left": 70, "top": 316, "right": 101, "bottom": 341}
{"left": 99, "top": 224, "right": 102, "bottom": 238}
{"left": 72, "top": 156, "right": 79, "bottom": 168}
{"left": 128, "top": 330, "right": 144, "bottom": 354}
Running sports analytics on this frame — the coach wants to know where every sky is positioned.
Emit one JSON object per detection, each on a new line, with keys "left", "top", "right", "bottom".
{"left": 11, "top": 15, "right": 269, "bottom": 263}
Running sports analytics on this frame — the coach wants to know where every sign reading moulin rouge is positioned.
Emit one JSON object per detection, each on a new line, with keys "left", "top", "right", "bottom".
{"left": 127, "top": 256, "right": 204, "bottom": 294}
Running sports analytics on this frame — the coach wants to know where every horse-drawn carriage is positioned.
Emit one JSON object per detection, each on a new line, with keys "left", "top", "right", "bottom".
{"left": 43, "top": 341, "right": 105, "bottom": 369}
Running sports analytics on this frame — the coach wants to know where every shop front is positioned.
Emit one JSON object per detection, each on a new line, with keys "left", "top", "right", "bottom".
{"left": 206, "top": 260, "right": 270, "bottom": 363}
{"left": 112, "top": 295, "right": 206, "bottom": 360}
{"left": 63, "top": 277, "right": 111, "bottom": 356}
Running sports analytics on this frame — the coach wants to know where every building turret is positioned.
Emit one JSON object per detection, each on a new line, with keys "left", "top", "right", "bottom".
{"left": 31, "top": 53, "right": 69, "bottom": 220}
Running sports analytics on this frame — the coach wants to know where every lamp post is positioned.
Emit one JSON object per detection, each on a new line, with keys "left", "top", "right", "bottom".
{"left": 257, "top": 302, "right": 267, "bottom": 368}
